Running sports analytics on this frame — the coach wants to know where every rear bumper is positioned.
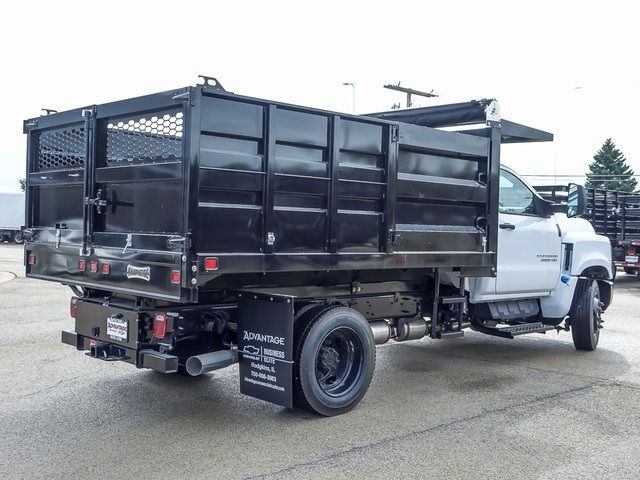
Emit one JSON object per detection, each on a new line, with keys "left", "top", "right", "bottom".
{"left": 62, "top": 298, "right": 178, "bottom": 373}
{"left": 61, "top": 331, "right": 179, "bottom": 373}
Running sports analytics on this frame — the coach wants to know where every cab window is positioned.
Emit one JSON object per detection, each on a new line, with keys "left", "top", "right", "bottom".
{"left": 499, "top": 170, "right": 538, "bottom": 215}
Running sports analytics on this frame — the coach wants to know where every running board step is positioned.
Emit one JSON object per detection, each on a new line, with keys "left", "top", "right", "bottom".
{"left": 498, "top": 322, "right": 555, "bottom": 337}
{"left": 471, "top": 321, "right": 555, "bottom": 339}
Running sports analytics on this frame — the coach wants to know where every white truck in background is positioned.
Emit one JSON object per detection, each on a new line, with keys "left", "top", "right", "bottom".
{"left": 0, "top": 193, "right": 25, "bottom": 243}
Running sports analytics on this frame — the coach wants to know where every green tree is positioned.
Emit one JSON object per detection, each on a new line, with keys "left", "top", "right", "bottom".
{"left": 586, "top": 139, "right": 637, "bottom": 192}
{"left": 19, "top": 179, "right": 26, "bottom": 192}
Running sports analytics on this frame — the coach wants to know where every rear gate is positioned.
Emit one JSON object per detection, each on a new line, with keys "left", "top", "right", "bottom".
{"left": 24, "top": 90, "right": 194, "bottom": 301}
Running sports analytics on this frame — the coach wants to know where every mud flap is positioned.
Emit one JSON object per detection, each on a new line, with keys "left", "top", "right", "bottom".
{"left": 237, "top": 292, "right": 294, "bottom": 408}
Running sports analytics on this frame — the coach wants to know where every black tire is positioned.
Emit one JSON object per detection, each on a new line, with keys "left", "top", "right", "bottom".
{"left": 624, "top": 267, "right": 637, "bottom": 275}
{"left": 570, "top": 279, "right": 602, "bottom": 351}
{"left": 293, "top": 306, "right": 375, "bottom": 416}
{"left": 13, "top": 233, "right": 23, "bottom": 244}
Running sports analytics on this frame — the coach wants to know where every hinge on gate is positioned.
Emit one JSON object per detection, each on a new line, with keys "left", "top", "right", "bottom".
{"left": 391, "top": 125, "right": 399, "bottom": 142}
{"left": 172, "top": 88, "right": 193, "bottom": 105}
{"left": 81, "top": 107, "right": 95, "bottom": 120}
{"left": 167, "top": 235, "right": 190, "bottom": 251}
{"left": 267, "top": 232, "right": 276, "bottom": 246}
{"left": 23, "top": 119, "right": 38, "bottom": 133}
{"left": 389, "top": 230, "right": 401, "bottom": 249}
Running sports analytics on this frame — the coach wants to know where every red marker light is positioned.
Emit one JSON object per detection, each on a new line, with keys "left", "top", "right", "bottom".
{"left": 101, "top": 263, "right": 110, "bottom": 274}
{"left": 153, "top": 313, "right": 168, "bottom": 339}
{"left": 170, "top": 270, "right": 181, "bottom": 284}
{"left": 204, "top": 257, "right": 218, "bottom": 271}
{"left": 28, "top": 253, "right": 36, "bottom": 265}
{"left": 90, "top": 261, "right": 98, "bottom": 273}
{"left": 70, "top": 296, "right": 78, "bottom": 318}
{"left": 78, "top": 260, "right": 86, "bottom": 271}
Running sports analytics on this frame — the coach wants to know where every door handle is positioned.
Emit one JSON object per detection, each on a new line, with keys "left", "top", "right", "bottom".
{"left": 499, "top": 222, "right": 516, "bottom": 230}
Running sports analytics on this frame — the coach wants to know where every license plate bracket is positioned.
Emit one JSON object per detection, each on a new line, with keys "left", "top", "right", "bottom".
{"left": 106, "top": 315, "right": 129, "bottom": 342}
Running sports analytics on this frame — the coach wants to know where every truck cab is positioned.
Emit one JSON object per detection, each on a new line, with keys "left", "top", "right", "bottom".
{"left": 468, "top": 166, "right": 613, "bottom": 350}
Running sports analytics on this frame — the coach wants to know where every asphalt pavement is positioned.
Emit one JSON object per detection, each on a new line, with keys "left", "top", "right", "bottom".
{"left": 1, "top": 243, "right": 640, "bottom": 479}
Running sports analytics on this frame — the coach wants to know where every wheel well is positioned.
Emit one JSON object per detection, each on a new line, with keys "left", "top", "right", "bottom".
{"left": 575, "top": 266, "right": 613, "bottom": 311}
{"left": 580, "top": 266, "right": 609, "bottom": 280}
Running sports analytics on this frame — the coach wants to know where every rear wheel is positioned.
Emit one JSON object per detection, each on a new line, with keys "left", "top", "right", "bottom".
{"left": 13, "top": 233, "right": 23, "bottom": 244}
{"left": 624, "top": 267, "right": 637, "bottom": 275}
{"left": 570, "top": 279, "right": 602, "bottom": 351}
{"left": 293, "top": 306, "right": 375, "bottom": 416}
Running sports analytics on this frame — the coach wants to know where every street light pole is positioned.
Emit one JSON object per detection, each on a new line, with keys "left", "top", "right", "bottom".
{"left": 343, "top": 82, "right": 356, "bottom": 114}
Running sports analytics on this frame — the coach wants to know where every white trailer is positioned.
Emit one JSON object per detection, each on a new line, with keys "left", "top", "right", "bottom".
{"left": 0, "top": 193, "right": 25, "bottom": 243}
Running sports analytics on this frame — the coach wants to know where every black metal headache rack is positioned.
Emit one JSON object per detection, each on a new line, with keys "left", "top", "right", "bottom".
{"left": 23, "top": 84, "right": 552, "bottom": 302}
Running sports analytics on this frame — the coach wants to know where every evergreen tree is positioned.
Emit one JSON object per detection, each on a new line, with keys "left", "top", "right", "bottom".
{"left": 586, "top": 139, "right": 637, "bottom": 192}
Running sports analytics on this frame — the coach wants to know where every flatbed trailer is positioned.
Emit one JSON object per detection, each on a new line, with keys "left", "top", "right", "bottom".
{"left": 25, "top": 79, "right": 609, "bottom": 416}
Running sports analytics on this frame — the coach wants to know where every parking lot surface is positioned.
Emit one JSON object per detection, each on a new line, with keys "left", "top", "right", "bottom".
{"left": 1, "top": 243, "right": 640, "bottom": 479}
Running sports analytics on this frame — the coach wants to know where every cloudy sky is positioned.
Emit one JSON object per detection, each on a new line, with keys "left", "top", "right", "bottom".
{"left": 1, "top": 0, "right": 637, "bottom": 192}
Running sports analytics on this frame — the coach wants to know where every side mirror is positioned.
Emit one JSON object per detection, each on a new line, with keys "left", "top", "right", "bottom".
{"left": 567, "top": 183, "right": 587, "bottom": 218}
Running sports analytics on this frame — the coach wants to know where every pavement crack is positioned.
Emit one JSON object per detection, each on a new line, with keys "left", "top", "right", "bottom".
{"left": 244, "top": 382, "right": 609, "bottom": 480}
{"left": 18, "top": 375, "right": 82, "bottom": 399}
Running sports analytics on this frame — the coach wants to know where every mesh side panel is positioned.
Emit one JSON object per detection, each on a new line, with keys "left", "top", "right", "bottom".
{"left": 37, "top": 126, "right": 86, "bottom": 171}
{"left": 105, "top": 110, "right": 184, "bottom": 166}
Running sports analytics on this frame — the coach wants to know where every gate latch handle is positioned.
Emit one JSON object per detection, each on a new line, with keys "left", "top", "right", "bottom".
{"left": 86, "top": 188, "right": 110, "bottom": 214}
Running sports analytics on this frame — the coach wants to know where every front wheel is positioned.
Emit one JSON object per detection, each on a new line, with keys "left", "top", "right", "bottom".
{"left": 293, "top": 306, "right": 376, "bottom": 416}
{"left": 570, "top": 279, "right": 603, "bottom": 351}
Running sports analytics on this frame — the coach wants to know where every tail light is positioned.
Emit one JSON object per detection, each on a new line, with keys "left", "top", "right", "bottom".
{"left": 27, "top": 253, "right": 36, "bottom": 265}
{"left": 90, "top": 261, "right": 98, "bottom": 273}
{"left": 70, "top": 297, "right": 78, "bottom": 318}
{"left": 170, "top": 270, "right": 181, "bottom": 284}
{"left": 78, "top": 260, "right": 86, "bottom": 271}
{"left": 204, "top": 257, "right": 219, "bottom": 271}
{"left": 101, "top": 263, "right": 110, "bottom": 274}
{"left": 153, "top": 313, "right": 168, "bottom": 339}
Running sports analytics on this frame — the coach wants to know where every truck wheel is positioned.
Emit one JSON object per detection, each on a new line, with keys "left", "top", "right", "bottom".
{"left": 570, "top": 279, "right": 602, "bottom": 351}
{"left": 13, "top": 233, "right": 23, "bottom": 244}
{"left": 624, "top": 267, "right": 637, "bottom": 275}
{"left": 293, "top": 306, "right": 375, "bottom": 416}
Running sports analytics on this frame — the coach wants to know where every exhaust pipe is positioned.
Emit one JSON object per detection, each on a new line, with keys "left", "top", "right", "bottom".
{"left": 185, "top": 350, "right": 238, "bottom": 376}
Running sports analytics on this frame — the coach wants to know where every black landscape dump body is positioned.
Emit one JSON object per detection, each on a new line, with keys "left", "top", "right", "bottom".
{"left": 23, "top": 81, "right": 553, "bottom": 413}
{"left": 22, "top": 85, "right": 525, "bottom": 301}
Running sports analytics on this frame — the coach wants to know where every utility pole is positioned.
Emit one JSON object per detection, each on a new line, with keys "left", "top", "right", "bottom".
{"left": 384, "top": 82, "right": 438, "bottom": 108}
{"left": 342, "top": 82, "right": 356, "bottom": 113}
